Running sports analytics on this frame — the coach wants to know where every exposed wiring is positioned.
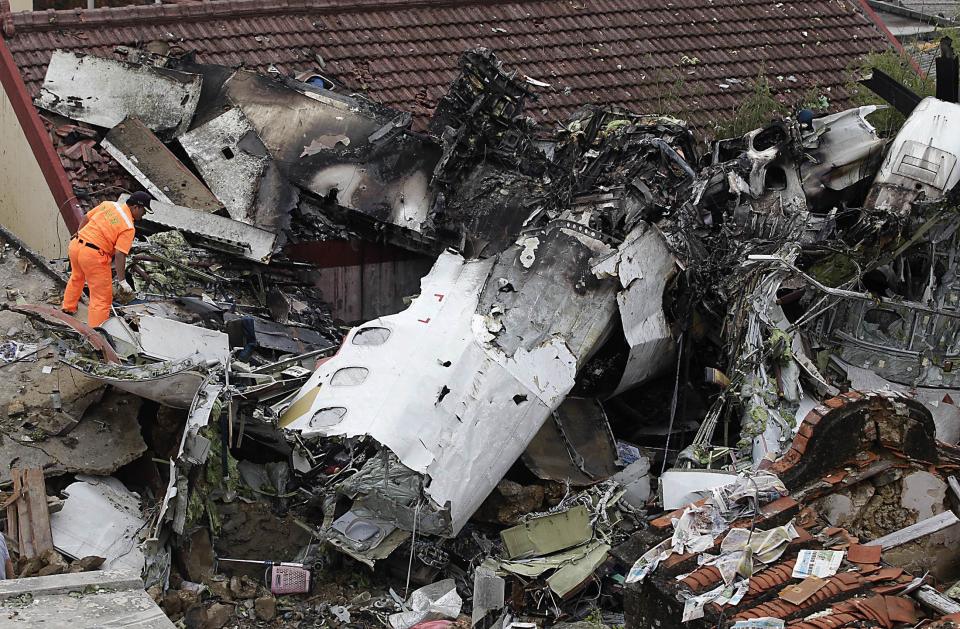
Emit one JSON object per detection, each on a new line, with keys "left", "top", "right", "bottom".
{"left": 660, "top": 332, "right": 685, "bottom": 475}
{"left": 404, "top": 497, "right": 423, "bottom": 599}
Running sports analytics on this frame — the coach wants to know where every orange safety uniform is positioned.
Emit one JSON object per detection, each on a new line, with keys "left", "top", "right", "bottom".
{"left": 61, "top": 201, "right": 136, "bottom": 328}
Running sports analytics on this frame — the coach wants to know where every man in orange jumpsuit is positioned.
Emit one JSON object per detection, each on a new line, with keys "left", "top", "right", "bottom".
{"left": 61, "top": 191, "right": 152, "bottom": 328}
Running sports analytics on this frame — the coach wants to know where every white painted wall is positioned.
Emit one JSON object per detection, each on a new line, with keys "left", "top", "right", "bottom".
{"left": 0, "top": 87, "right": 70, "bottom": 259}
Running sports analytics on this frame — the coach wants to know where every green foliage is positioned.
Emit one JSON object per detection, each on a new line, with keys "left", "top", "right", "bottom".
{"left": 846, "top": 47, "right": 935, "bottom": 137}
{"left": 768, "top": 328, "right": 794, "bottom": 363}
{"left": 717, "top": 74, "right": 787, "bottom": 138}
{"left": 647, "top": 54, "right": 690, "bottom": 118}
{"left": 646, "top": 53, "right": 708, "bottom": 124}
{"left": 584, "top": 607, "right": 608, "bottom": 628}
{"left": 808, "top": 252, "right": 859, "bottom": 288}
{"left": 799, "top": 83, "right": 831, "bottom": 112}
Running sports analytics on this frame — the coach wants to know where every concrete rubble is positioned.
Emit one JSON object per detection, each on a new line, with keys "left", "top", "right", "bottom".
{"left": 2, "top": 36, "right": 960, "bottom": 629}
{"left": 0, "top": 569, "right": 175, "bottom": 628}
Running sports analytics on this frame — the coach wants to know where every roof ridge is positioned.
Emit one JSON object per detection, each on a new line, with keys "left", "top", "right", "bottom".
{"left": 8, "top": 0, "right": 540, "bottom": 33}
{"left": 851, "top": 0, "right": 921, "bottom": 73}
{"left": 1, "top": 0, "right": 14, "bottom": 37}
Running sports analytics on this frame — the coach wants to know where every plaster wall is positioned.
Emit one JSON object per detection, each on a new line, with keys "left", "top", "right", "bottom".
{"left": 0, "top": 86, "right": 70, "bottom": 259}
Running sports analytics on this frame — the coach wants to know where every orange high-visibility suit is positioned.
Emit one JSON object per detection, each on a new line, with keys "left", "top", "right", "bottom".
{"left": 62, "top": 201, "right": 136, "bottom": 328}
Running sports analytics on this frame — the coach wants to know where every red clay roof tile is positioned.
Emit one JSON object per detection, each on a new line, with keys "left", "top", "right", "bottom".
{"left": 847, "top": 544, "right": 881, "bottom": 565}
{"left": 4, "top": 0, "right": 892, "bottom": 134}
{"left": 791, "top": 433, "right": 810, "bottom": 454}
{"left": 824, "top": 397, "right": 845, "bottom": 409}
{"left": 855, "top": 595, "right": 892, "bottom": 627}
{"left": 885, "top": 595, "right": 917, "bottom": 624}
{"left": 854, "top": 563, "right": 881, "bottom": 574}
{"left": 822, "top": 470, "right": 848, "bottom": 484}
{"left": 866, "top": 567, "right": 904, "bottom": 582}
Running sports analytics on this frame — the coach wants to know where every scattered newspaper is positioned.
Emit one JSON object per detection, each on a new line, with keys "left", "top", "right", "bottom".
{"left": 792, "top": 549, "right": 844, "bottom": 578}
{"left": 732, "top": 619, "right": 785, "bottom": 629}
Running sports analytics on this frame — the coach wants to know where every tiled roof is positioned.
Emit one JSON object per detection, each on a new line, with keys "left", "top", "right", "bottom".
{"left": 896, "top": 0, "right": 960, "bottom": 18}
{"left": 3, "top": 0, "right": 895, "bottom": 131}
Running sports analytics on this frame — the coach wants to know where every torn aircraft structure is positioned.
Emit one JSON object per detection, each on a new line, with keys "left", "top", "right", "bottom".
{"left": 4, "top": 35, "right": 960, "bottom": 629}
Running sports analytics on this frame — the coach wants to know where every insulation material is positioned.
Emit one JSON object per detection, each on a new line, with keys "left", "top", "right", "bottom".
{"left": 146, "top": 200, "right": 277, "bottom": 263}
{"left": 64, "top": 357, "right": 208, "bottom": 409}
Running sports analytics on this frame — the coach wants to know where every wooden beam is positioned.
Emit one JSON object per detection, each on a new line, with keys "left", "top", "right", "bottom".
{"left": 5, "top": 480, "right": 18, "bottom": 557}
{"left": 24, "top": 468, "right": 53, "bottom": 555}
{"left": 1, "top": 489, "right": 22, "bottom": 510}
{"left": 11, "top": 470, "right": 32, "bottom": 558}
{"left": 915, "top": 585, "right": 960, "bottom": 616}
{"left": 865, "top": 510, "right": 960, "bottom": 550}
{"left": 6, "top": 468, "right": 54, "bottom": 559}
{"left": 0, "top": 38, "right": 83, "bottom": 231}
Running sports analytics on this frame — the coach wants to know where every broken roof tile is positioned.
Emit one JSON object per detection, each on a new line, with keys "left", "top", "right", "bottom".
{"left": 822, "top": 470, "right": 848, "bottom": 484}
{"left": 748, "top": 559, "right": 797, "bottom": 596}
{"left": 851, "top": 595, "right": 891, "bottom": 627}
{"left": 847, "top": 544, "right": 882, "bottom": 564}
{"left": 865, "top": 567, "right": 904, "bottom": 582}
{"left": 886, "top": 595, "right": 918, "bottom": 624}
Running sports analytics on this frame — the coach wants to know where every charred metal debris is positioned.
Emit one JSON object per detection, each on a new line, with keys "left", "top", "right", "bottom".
{"left": 2, "top": 42, "right": 960, "bottom": 628}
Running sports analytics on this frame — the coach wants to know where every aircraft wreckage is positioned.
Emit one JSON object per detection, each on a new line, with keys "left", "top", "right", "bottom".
{"left": 4, "top": 44, "right": 960, "bottom": 627}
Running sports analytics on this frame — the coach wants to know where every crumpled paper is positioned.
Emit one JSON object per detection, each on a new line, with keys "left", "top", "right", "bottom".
{"left": 625, "top": 538, "right": 673, "bottom": 583}
{"left": 700, "top": 522, "right": 799, "bottom": 584}
{"left": 624, "top": 471, "right": 790, "bottom": 584}
{"left": 389, "top": 579, "right": 463, "bottom": 629}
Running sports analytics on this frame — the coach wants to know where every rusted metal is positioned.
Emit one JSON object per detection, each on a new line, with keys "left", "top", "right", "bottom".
{"left": 12, "top": 303, "right": 122, "bottom": 364}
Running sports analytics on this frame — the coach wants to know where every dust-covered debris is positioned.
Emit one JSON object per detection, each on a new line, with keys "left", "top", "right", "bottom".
{"left": 3, "top": 34, "right": 960, "bottom": 629}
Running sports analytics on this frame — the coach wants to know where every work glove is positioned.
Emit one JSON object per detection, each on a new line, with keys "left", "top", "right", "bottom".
{"left": 113, "top": 279, "right": 135, "bottom": 303}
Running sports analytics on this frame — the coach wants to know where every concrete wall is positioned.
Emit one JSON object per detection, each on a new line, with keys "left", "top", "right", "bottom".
{"left": 8, "top": 0, "right": 33, "bottom": 11}
{"left": 0, "top": 87, "right": 70, "bottom": 259}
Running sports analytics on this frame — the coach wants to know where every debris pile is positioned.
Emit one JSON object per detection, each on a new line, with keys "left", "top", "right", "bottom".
{"left": 2, "top": 39, "right": 960, "bottom": 629}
